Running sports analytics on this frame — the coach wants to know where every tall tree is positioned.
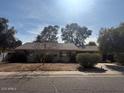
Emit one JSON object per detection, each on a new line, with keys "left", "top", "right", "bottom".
{"left": 61, "top": 23, "right": 92, "bottom": 47}
{"left": 98, "top": 23, "right": 124, "bottom": 54}
{"left": 35, "top": 25, "right": 59, "bottom": 43}
{"left": 98, "top": 28, "right": 113, "bottom": 54}
{"left": 87, "top": 41, "right": 97, "bottom": 46}
{"left": 15, "top": 40, "right": 22, "bottom": 47}
{"left": 0, "top": 17, "right": 22, "bottom": 61}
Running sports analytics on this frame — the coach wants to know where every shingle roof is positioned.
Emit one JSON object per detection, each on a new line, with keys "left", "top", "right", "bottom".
{"left": 15, "top": 42, "right": 99, "bottom": 52}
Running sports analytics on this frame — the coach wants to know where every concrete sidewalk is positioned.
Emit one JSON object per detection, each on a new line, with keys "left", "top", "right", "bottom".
{"left": 0, "top": 70, "right": 123, "bottom": 78}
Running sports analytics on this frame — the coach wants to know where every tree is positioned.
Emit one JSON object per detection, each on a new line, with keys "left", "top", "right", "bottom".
{"left": 98, "top": 23, "right": 124, "bottom": 54}
{"left": 98, "top": 23, "right": 124, "bottom": 64}
{"left": 0, "top": 17, "right": 22, "bottom": 61}
{"left": 15, "top": 40, "right": 22, "bottom": 47}
{"left": 35, "top": 25, "right": 59, "bottom": 43}
{"left": 98, "top": 28, "right": 114, "bottom": 54}
{"left": 61, "top": 23, "right": 92, "bottom": 47}
{"left": 87, "top": 41, "right": 97, "bottom": 46}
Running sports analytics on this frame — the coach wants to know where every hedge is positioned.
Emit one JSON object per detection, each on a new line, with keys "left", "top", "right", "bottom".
{"left": 76, "top": 53, "right": 101, "bottom": 68}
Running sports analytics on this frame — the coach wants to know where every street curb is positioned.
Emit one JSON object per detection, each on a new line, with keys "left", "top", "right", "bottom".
{"left": 0, "top": 71, "right": 124, "bottom": 78}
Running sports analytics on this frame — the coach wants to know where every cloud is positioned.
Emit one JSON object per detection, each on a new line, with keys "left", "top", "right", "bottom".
{"left": 27, "top": 26, "right": 42, "bottom": 35}
{"left": 16, "top": 33, "right": 35, "bottom": 44}
{"left": 26, "top": 23, "right": 51, "bottom": 35}
{"left": 85, "top": 36, "right": 98, "bottom": 44}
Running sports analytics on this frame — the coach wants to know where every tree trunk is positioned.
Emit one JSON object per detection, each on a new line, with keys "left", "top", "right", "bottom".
{"left": 2, "top": 51, "right": 5, "bottom": 62}
{"left": 2, "top": 49, "right": 5, "bottom": 62}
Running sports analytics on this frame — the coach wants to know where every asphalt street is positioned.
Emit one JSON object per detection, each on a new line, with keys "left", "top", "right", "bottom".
{"left": 0, "top": 75, "right": 124, "bottom": 93}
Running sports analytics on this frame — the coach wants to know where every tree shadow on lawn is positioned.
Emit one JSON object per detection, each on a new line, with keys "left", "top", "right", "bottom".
{"left": 106, "top": 65, "right": 124, "bottom": 74}
{"left": 78, "top": 66, "right": 107, "bottom": 73}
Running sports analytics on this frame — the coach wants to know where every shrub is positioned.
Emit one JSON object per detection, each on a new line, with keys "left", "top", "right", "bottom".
{"left": 116, "top": 53, "right": 124, "bottom": 65}
{"left": 76, "top": 53, "right": 101, "bottom": 68}
{"left": 7, "top": 52, "right": 27, "bottom": 62}
{"left": 27, "top": 53, "right": 56, "bottom": 63}
{"left": 27, "top": 53, "right": 44, "bottom": 63}
{"left": 45, "top": 54, "right": 55, "bottom": 63}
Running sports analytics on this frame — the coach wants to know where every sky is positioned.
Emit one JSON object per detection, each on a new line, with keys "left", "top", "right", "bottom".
{"left": 0, "top": 0, "right": 124, "bottom": 44}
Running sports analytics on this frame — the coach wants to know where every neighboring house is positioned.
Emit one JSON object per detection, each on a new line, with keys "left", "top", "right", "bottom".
{"left": 7, "top": 42, "right": 99, "bottom": 63}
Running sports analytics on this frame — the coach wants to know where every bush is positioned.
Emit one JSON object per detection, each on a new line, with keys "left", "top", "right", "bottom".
{"left": 45, "top": 54, "right": 55, "bottom": 63}
{"left": 27, "top": 53, "right": 44, "bottom": 63}
{"left": 27, "top": 53, "right": 55, "bottom": 63}
{"left": 76, "top": 53, "right": 101, "bottom": 68}
{"left": 116, "top": 53, "right": 124, "bottom": 65}
{"left": 7, "top": 52, "right": 27, "bottom": 62}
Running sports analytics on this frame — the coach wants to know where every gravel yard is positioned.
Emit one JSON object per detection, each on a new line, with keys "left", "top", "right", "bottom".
{"left": 0, "top": 63, "right": 79, "bottom": 72}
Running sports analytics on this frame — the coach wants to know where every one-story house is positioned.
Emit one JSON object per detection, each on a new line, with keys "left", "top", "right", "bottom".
{"left": 7, "top": 42, "right": 99, "bottom": 63}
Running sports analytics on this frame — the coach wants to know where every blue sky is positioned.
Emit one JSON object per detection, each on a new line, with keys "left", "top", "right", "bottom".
{"left": 0, "top": 0, "right": 124, "bottom": 43}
